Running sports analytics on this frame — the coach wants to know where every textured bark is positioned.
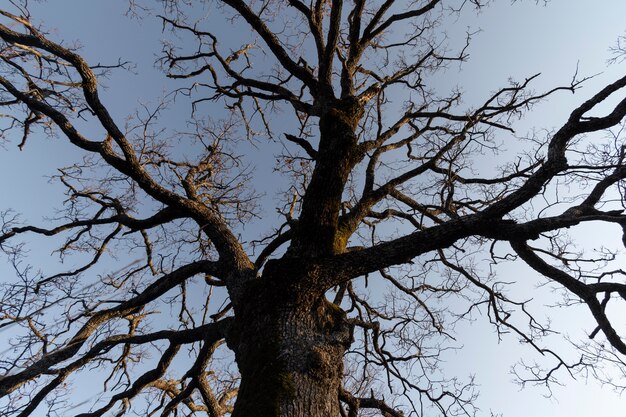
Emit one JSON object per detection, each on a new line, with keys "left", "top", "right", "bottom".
{"left": 228, "top": 262, "right": 352, "bottom": 417}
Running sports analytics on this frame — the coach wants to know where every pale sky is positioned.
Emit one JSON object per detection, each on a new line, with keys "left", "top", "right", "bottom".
{"left": 1, "top": 1, "right": 625, "bottom": 416}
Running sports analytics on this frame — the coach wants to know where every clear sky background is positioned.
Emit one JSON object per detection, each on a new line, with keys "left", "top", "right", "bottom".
{"left": 1, "top": 1, "right": 625, "bottom": 416}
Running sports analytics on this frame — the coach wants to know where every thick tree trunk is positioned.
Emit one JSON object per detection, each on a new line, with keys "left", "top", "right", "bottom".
{"left": 228, "top": 101, "right": 362, "bottom": 416}
{"left": 228, "top": 266, "right": 352, "bottom": 417}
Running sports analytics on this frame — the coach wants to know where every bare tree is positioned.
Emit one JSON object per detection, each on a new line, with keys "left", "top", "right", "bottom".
{"left": 0, "top": 1, "right": 625, "bottom": 416}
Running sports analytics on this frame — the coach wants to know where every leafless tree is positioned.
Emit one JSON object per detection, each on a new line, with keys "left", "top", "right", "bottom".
{"left": 0, "top": 1, "right": 625, "bottom": 416}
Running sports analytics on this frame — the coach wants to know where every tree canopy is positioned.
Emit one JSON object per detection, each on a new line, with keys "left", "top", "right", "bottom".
{"left": 0, "top": 1, "right": 625, "bottom": 416}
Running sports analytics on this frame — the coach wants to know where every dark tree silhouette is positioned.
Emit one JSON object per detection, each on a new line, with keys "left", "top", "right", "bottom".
{"left": 0, "top": 1, "right": 625, "bottom": 416}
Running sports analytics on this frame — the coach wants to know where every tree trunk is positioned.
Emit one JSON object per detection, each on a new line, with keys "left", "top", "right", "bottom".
{"left": 228, "top": 267, "right": 352, "bottom": 417}
{"left": 290, "top": 99, "right": 364, "bottom": 257}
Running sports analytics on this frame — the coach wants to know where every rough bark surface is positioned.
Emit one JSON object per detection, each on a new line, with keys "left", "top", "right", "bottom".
{"left": 229, "top": 265, "right": 352, "bottom": 417}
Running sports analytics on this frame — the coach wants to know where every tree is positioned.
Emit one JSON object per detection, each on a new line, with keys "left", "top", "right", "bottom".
{"left": 0, "top": 0, "right": 625, "bottom": 416}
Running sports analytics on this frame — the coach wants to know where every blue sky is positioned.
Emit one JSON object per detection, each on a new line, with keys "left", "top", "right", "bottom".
{"left": 1, "top": 0, "right": 625, "bottom": 416}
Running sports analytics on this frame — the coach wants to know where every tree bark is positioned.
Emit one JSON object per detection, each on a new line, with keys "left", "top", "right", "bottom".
{"left": 291, "top": 99, "right": 364, "bottom": 257}
{"left": 228, "top": 262, "right": 353, "bottom": 417}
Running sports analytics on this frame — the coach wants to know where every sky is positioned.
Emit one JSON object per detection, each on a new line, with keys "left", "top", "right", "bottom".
{"left": 0, "top": 0, "right": 625, "bottom": 416}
